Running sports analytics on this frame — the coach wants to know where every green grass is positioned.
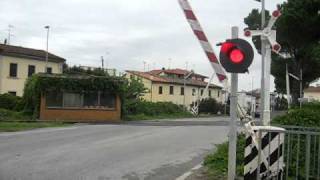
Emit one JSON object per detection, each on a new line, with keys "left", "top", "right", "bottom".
{"left": 0, "top": 108, "right": 70, "bottom": 132}
{"left": 125, "top": 112, "right": 194, "bottom": 121}
{"left": 203, "top": 135, "right": 245, "bottom": 179}
{"left": 0, "top": 122, "right": 69, "bottom": 132}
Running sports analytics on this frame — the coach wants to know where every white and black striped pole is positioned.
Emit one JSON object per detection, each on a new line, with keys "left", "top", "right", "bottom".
{"left": 228, "top": 26, "right": 239, "bottom": 180}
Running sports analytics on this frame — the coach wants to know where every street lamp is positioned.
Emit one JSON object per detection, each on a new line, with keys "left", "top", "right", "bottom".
{"left": 44, "top": 25, "right": 50, "bottom": 73}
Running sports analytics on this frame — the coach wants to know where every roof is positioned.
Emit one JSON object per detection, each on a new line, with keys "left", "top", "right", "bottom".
{"left": 304, "top": 86, "right": 320, "bottom": 93}
{"left": 126, "top": 70, "right": 222, "bottom": 89}
{"left": 0, "top": 44, "right": 66, "bottom": 63}
{"left": 149, "top": 68, "right": 208, "bottom": 78}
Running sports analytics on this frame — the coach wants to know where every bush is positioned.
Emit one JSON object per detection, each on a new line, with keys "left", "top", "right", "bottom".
{"left": 272, "top": 102, "right": 320, "bottom": 127}
{"left": 0, "top": 93, "right": 24, "bottom": 111}
{"left": 197, "top": 98, "right": 224, "bottom": 114}
{"left": 123, "top": 100, "right": 191, "bottom": 119}
{"left": 0, "top": 108, "right": 32, "bottom": 121}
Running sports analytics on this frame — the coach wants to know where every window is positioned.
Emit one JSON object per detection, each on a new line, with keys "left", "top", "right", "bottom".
{"left": 9, "top": 63, "right": 17, "bottom": 77}
{"left": 46, "top": 67, "right": 52, "bottom": 74}
{"left": 28, "top": 65, "right": 36, "bottom": 77}
{"left": 209, "top": 90, "right": 212, "bottom": 97}
{"left": 192, "top": 89, "right": 196, "bottom": 96}
{"left": 8, "top": 91, "right": 16, "bottom": 96}
{"left": 200, "top": 89, "right": 204, "bottom": 96}
{"left": 63, "top": 92, "right": 83, "bottom": 107}
{"left": 218, "top": 90, "right": 220, "bottom": 97}
{"left": 46, "top": 91, "right": 63, "bottom": 107}
{"left": 180, "top": 87, "right": 184, "bottom": 95}
{"left": 159, "top": 86, "right": 163, "bottom": 94}
{"left": 83, "top": 92, "right": 99, "bottom": 107}
{"left": 100, "top": 92, "right": 116, "bottom": 108}
{"left": 169, "top": 86, "right": 174, "bottom": 95}
{"left": 46, "top": 91, "right": 116, "bottom": 109}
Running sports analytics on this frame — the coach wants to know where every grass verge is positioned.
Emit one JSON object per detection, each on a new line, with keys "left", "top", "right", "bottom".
{"left": 203, "top": 134, "right": 245, "bottom": 179}
{"left": 0, "top": 122, "right": 69, "bottom": 132}
{"left": 0, "top": 108, "right": 70, "bottom": 132}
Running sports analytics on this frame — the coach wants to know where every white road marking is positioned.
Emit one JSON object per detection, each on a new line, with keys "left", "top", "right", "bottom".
{"left": 176, "top": 163, "right": 203, "bottom": 180}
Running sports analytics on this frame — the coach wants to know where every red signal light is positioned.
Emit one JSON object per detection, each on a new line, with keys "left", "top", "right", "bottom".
{"left": 221, "top": 42, "right": 235, "bottom": 53}
{"left": 229, "top": 49, "right": 244, "bottom": 63}
{"left": 219, "top": 38, "right": 254, "bottom": 73}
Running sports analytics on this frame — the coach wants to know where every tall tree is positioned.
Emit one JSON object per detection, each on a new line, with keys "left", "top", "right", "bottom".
{"left": 244, "top": 0, "right": 320, "bottom": 105}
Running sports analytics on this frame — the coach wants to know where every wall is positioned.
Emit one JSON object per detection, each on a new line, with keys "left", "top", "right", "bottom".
{"left": 39, "top": 95, "right": 121, "bottom": 122}
{"left": 150, "top": 83, "right": 223, "bottom": 107}
{"left": 304, "top": 92, "right": 320, "bottom": 101}
{"left": 0, "top": 55, "right": 63, "bottom": 96}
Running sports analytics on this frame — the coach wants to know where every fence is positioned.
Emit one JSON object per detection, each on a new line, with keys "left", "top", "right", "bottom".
{"left": 252, "top": 125, "right": 320, "bottom": 180}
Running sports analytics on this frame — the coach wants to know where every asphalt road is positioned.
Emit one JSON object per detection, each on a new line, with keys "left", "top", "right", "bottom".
{"left": 0, "top": 117, "right": 229, "bottom": 180}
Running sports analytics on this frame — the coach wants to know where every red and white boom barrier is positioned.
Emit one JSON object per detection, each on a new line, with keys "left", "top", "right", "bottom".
{"left": 178, "top": 0, "right": 227, "bottom": 82}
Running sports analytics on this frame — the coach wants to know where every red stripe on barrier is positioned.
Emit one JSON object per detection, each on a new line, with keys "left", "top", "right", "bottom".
{"left": 194, "top": 30, "right": 208, "bottom": 42}
{"left": 206, "top": 52, "right": 218, "bottom": 63}
{"left": 184, "top": 10, "right": 197, "bottom": 20}
{"left": 217, "top": 74, "right": 227, "bottom": 81}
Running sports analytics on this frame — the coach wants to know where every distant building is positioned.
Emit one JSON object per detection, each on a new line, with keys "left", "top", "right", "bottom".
{"left": 0, "top": 44, "right": 65, "bottom": 96}
{"left": 304, "top": 86, "right": 320, "bottom": 101}
{"left": 247, "top": 89, "right": 277, "bottom": 112}
{"left": 237, "top": 91, "right": 256, "bottom": 114}
{"left": 125, "top": 68, "right": 224, "bottom": 108}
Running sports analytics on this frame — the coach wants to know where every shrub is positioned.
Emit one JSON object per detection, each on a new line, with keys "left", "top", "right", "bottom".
{"left": 272, "top": 102, "right": 320, "bottom": 127}
{"left": 197, "top": 98, "right": 224, "bottom": 114}
{"left": 0, "top": 93, "right": 24, "bottom": 111}
{"left": 0, "top": 108, "right": 32, "bottom": 121}
{"left": 124, "top": 100, "right": 189, "bottom": 116}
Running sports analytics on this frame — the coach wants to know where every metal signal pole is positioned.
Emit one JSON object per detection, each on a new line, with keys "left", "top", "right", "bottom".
{"left": 260, "top": 0, "right": 266, "bottom": 123}
{"left": 228, "top": 26, "right": 238, "bottom": 180}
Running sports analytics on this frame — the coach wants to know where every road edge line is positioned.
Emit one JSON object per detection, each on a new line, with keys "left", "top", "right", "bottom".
{"left": 175, "top": 163, "right": 203, "bottom": 180}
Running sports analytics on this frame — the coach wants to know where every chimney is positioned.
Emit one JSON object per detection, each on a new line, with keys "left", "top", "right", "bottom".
{"left": 4, "top": 39, "right": 7, "bottom": 45}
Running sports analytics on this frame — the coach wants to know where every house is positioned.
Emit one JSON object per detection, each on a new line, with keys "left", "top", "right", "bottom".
{"left": 0, "top": 44, "right": 65, "bottom": 96}
{"left": 125, "top": 68, "right": 224, "bottom": 108}
{"left": 237, "top": 91, "right": 256, "bottom": 115}
{"left": 35, "top": 73, "right": 122, "bottom": 122}
{"left": 304, "top": 86, "right": 320, "bottom": 101}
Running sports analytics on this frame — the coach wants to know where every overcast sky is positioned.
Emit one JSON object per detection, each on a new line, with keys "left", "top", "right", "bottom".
{"left": 0, "top": 0, "right": 285, "bottom": 91}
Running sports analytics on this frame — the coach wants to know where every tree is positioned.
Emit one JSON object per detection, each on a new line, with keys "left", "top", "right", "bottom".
{"left": 244, "top": 0, "right": 320, "bottom": 105}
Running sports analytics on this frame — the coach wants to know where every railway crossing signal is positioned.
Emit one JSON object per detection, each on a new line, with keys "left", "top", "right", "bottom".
{"left": 219, "top": 38, "right": 254, "bottom": 73}
{"left": 244, "top": 10, "right": 282, "bottom": 54}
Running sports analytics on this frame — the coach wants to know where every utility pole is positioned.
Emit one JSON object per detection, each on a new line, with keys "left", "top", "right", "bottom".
{"left": 286, "top": 63, "right": 291, "bottom": 109}
{"left": 228, "top": 26, "right": 238, "bottom": 180}
{"left": 44, "top": 26, "right": 50, "bottom": 73}
{"left": 143, "top": 61, "right": 146, "bottom": 72}
{"left": 7, "top": 25, "right": 14, "bottom": 45}
{"left": 300, "top": 69, "right": 303, "bottom": 108}
{"left": 101, "top": 56, "right": 104, "bottom": 69}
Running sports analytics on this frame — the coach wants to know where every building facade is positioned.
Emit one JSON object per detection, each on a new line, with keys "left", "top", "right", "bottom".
{"left": 0, "top": 44, "right": 65, "bottom": 96}
{"left": 304, "top": 86, "right": 320, "bottom": 101}
{"left": 126, "top": 69, "right": 224, "bottom": 107}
